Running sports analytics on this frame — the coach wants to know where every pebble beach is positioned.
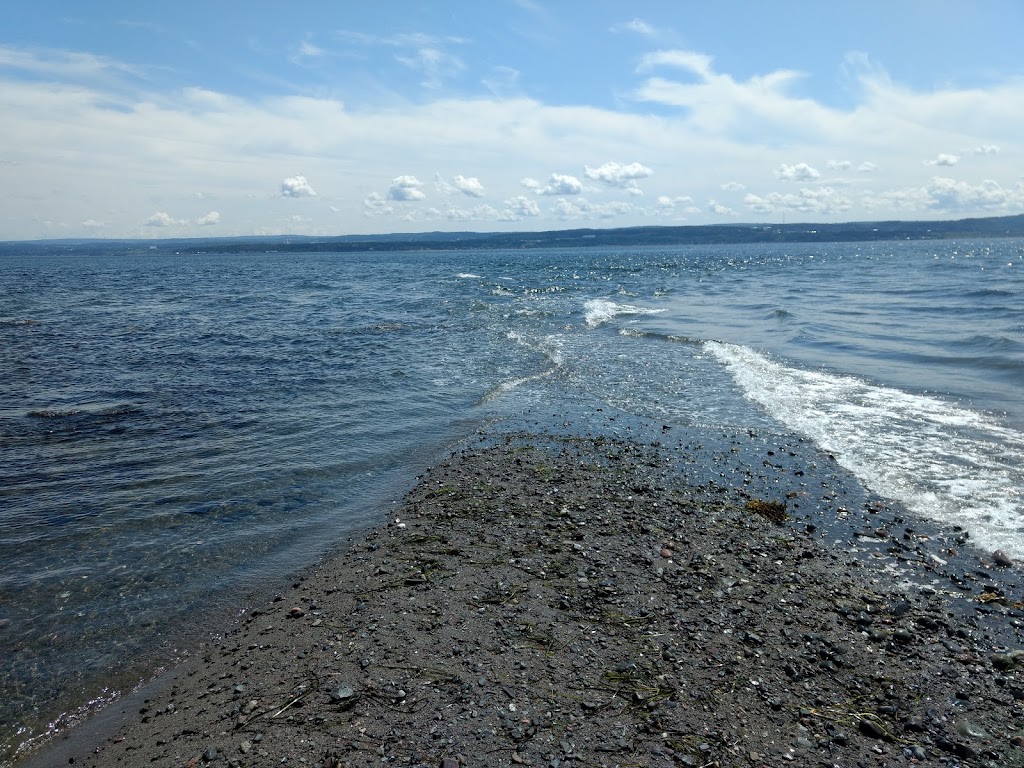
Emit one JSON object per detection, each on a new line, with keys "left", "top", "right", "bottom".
{"left": 19, "top": 416, "right": 1024, "bottom": 768}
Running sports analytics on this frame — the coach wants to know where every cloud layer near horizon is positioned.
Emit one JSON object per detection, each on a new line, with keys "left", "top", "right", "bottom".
{"left": 1, "top": 30, "right": 1021, "bottom": 239}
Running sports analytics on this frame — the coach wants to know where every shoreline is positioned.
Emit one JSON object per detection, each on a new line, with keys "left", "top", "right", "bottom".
{"left": 17, "top": 421, "right": 1024, "bottom": 767}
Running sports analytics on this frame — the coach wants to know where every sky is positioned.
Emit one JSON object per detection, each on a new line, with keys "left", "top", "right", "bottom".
{"left": 2, "top": 1, "right": 1024, "bottom": 241}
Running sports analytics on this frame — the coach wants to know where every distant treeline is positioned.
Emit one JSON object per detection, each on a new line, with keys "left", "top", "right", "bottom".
{"left": 4, "top": 213, "right": 1024, "bottom": 256}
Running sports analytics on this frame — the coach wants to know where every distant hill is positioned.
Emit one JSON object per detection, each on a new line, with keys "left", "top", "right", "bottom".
{"left": 4, "top": 213, "right": 1024, "bottom": 256}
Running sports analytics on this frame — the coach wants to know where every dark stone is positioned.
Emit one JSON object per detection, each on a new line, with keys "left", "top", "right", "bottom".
{"left": 858, "top": 718, "right": 885, "bottom": 739}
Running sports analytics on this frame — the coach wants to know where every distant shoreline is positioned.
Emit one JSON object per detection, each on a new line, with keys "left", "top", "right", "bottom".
{"left": 3, "top": 212, "right": 1024, "bottom": 255}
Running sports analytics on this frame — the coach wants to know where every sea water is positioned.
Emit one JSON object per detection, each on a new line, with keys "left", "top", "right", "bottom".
{"left": 1, "top": 238, "right": 1022, "bottom": 760}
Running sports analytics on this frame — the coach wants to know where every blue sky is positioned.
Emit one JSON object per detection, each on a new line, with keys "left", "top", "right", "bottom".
{"left": 2, "top": 1, "right": 1023, "bottom": 240}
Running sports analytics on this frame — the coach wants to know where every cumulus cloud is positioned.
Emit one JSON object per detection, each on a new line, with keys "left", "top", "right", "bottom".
{"left": 551, "top": 197, "right": 634, "bottom": 220}
{"left": 434, "top": 173, "right": 485, "bottom": 197}
{"left": 926, "top": 153, "right": 959, "bottom": 167}
{"left": 925, "top": 176, "right": 1022, "bottom": 211}
{"left": 81, "top": 219, "right": 104, "bottom": 229}
{"left": 744, "top": 187, "right": 852, "bottom": 215}
{"left": 527, "top": 173, "right": 583, "bottom": 196}
{"left": 858, "top": 161, "right": 878, "bottom": 173}
{"left": 452, "top": 174, "right": 486, "bottom": 197}
{"left": 197, "top": 211, "right": 220, "bottom": 226}
{"left": 388, "top": 175, "right": 426, "bottom": 201}
{"left": 974, "top": 144, "right": 1000, "bottom": 155}
{"left": 144, "top": 211, "right": 185, "bottom": 227}
{"left": 775, "top": 163, "right": 820, "bottom": 181}
{"left": 827, "top": 160, "right": 852, "bottom": 171}
{"left": 583, "top": 161, "right": 654, "bottom": 190}
{"left": 363, "top": 192, "right": 394, "bottom": 216}
{"left": 280, "top": 175, "right": 317, "bottom": 197}
{"left": 502, "top": 195, "right": 540, "bottom": 220}
{"left": 720, "top": 181, "right": 746, "bottom": 191}
{"left": 707, "top": 199, "right": 736, "bottom": 216}
{"left": 656, "top": 195, "right": 694, "bottom": 209}
{"left": 442, "top": 203, "right": 499, "bottom": 222}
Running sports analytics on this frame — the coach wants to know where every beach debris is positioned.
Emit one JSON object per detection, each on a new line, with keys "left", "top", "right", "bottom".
{"left": 745, "top": 498, "right": 788, "bottom": 524}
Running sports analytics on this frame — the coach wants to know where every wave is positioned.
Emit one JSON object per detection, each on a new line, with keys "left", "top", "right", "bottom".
{"left": 583, "top": 298, "right": 666, "bottom": 328}
{"left": 478, "top": 332, "right": 564, "bottom": 404}
{"left": 456, "top": 273, "right": 481, "bottom": 279}
{"left": 706, "top": 341, "right": 1024, "bottom": 558}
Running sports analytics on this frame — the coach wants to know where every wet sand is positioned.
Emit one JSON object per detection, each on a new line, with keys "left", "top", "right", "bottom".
{"left": 18, "top": 419, "right": 1024, "bottom": 768}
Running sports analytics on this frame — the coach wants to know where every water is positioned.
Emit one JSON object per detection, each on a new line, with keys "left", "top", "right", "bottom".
{"left": 1, "top": 238, "right": 1022, "bottom": 760}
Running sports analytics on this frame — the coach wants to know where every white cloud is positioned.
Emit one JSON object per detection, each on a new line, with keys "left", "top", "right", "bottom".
{"left": 583, "top": 161, "right": 653, "bottom": 188}
{"left": 336, "top": 30, "right": 465, "bottom": 91}
{"left": 656, "top": 195, "right": 694, "bottom": 209}
{"left": 775, "top": 163, "right": 820, "bottom": 181}
{"left": 197, "top": 211, "right": 220, "bottom": 225}
{"left": 926, "top": 153, "right": 959, "bottom": 167}
{"left": 632, "top": 49, "right": 824, "bottom": 142}
{"left": 551, "top": 197, "right": 634, "bottom": 220}
{"left": 388, "top": 175, "right": 426, "bottom": 201}
{"left": 925, "top": 176, "right": 1023, "bottom": 211}
{"left": 611, "top": 18, "right": 658, "bottom": 37}
{"left": 280, "top": 175, "right": 316, "bottom": 197}
{"left": 536, "top": 173, "right": 583, "bottom": 196}
{"left": 435, "top": 173, "right": 486, "bottom": 196}
{"left": 363, "top": 192, "right": 394, "bottom": 216}
{"left": 442, "top": 203, "right": 499, "bottom": 222}
{"left": 452, "top": 174, "right": 486, "bottom": 197}
{"left": 720, "top": 181, "right": 745, "bottom": 191}
{"left": 81, "top": 218, "right": 104, "bottom": 228}
{"left": 144, "top": 211, "right": 185, "bottom": 227}
{"left": 744, "top": 187, "right": 852, "bottom": 215}
{"left": 396, "top": 46, "right": 465, "bottom": 90}
{"left": 298, "top": 41, "right": 325, "bottom": 58}
{"left": 500, "top": 195, "right": 540, "bottom": 220}
{"left": 2, "top": 37, "right": 1024, "bottom": 238}
{"left": 707, "top": 199, "right": 736, "bottom": 216}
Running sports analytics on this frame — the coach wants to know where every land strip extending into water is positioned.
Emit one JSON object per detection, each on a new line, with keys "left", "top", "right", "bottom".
{"left": 19, "top": 419, "right": 1024, "bottom": 768}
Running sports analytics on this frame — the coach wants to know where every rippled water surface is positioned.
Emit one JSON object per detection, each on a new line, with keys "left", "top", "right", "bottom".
{"left": 1, "top": 239, "right": 1022, "bottom": 761}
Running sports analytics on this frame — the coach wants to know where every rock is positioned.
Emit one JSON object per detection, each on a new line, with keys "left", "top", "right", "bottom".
{"left": 330, "top": 684, "right": 359, "bottom": 709}
{"left": 288, "top": 606, "right": 305, "bottom": 618}
{"left": 892, "top": 628, "right": 915, "bottom": 645}
{"left": 659, "top": 548, "right": 673, "bottom": 558}
{"left": 993, "top": 549, "right": 1014, "bottom": 567}
{"left": 858, "top": 718, "right": 885, "bottom": 739}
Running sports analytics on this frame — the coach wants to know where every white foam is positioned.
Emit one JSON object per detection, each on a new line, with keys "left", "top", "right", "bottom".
{"left": 706, "top": 341, "right": 1024, "bottom": 558}
{"left": 479, "top": 332, "right": 565, "bottom": 403}
{"left": 584, "top": 298, "right": 665, "bottom": 328}
{"left": 456, "top": 273, "right": 481, "bottom": 279}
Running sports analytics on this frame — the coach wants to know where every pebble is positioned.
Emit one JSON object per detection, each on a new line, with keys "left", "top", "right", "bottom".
{"left": 993, "top": 549, "right": 1014, "bottom": 567}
